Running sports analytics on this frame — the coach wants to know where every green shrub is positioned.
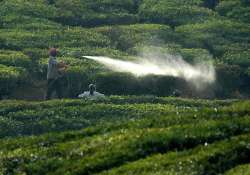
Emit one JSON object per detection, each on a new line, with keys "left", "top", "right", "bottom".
{"left": 95, "top": 24, "right": 173, "bottom": 51}
{"left": 99, "top": 134, "right": 250, "bottom": 175}
{"left": 0, "top": 96, "right": 241, "bottom": 138}
{"left": 63, "top": 47, "right": 129, "bottom": 59}
{"left": 139, "top": 0, "right": 216, "bottom": 26}
{"left": 0, "top": 15, "right": 62, "bottom": 30}
{"left": 222, "top": 50, "right": 250, "bottom": 67}
{"left": 176, "top": 19, "right": 250, "bottom": 56}
{"left": 0, "top": 64, "right": 28, "bottom": 97}
{"left": 215, "top": 64, "right": 245, "bottom": 97}
{"left": 0, "top": 50, "right": 31, "bottom": 69}
{"left": 0, "top": 27, "right": 111, "bottom": 49}
{"left": 0, "top": 0, "right": 57, "bottom": 19}
{"left": 225, "top": 164, "right": 250, "bottom": 175}
{"left": 53, "top": 0, "right": 139, "bottom": 26}
{"left": 202, "top": 0, "right": 219, "bottom": 9}
{"left": 216, "top": 0, "right": 250, "bottom": 23}
{"left": 1, "top": 116, "right": 250, "bottom": 174}
{"left": 22, "top": 48, "right": 48, "bottom": 61}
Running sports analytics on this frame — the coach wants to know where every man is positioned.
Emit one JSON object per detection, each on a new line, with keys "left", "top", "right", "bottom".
{"left": 45, "top": 48, "right": 68, "bottom": 100}
{"left": 78, "top": 84, "right": 105, "bottom": 99}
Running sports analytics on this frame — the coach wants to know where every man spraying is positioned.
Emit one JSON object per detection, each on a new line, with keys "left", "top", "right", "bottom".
{"left": 45, "top": 48, "right": 68, "bottom": 100}
{"left": 78, "top": 84, "right": 105, "bottom": 99}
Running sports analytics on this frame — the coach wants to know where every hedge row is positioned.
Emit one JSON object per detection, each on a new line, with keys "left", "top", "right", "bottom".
{"left": 0, "top": 98, "right": 248, "bottom": 138}
{"left": 176, "top": 19, "right": 250, "bottom": 57}
{"left": 225, "top": 164, "right": 250, "bottom": 175}
{"left": 1, "top": 116, "right": 250, "bottom": 174}
{"left": 216, "top": 0, "right": 250, "bottom": 24}
{"left": 0, "top": 64, "right": 27, "bottom": 98}
{"left": 0, "top": 0, "right": 139, "bottom": 27}
{"left": 98, "top": 134, "right": 250, "bottom": 175}
{"left": 0, "top": 0, "right": 250, "bottom": 98}
{"left": 0, "top": 28, "right": 111, "bottom": 50}
{"left": 0, "top": 50, "right": 31, "bottom": 69}
{"left": 1, "top": 0, "right": 219, "bottom": 28}
{"left": 138, "top": 0, "right": 216, "bottom": 27}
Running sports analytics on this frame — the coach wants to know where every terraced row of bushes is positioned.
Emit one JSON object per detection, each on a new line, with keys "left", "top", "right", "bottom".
{"left": 0, "top": 0, "right": 250, "bottom": 99}
{"left": 225, "top": 164, "right": 250, "bottom": 175}
{"left": 0, "top": 99, "right": 249, "bottom": 174}
{"left": 0, "top": 97, "right": 248, "bottom": 138}
{"left": 2, "top": 0, "right": 248, "bottom": 28}
{"left": 139, "top": 0, "right": 217, "bottom": 27}
{"left": 0, "top": 64, "right": 28, "bottom": 98}
{"left": 216, "top": 0, "right": 250, "bottom": 24}
{"left": 98, "top": 134, "right": 250, "bottom": 175}
{"left": 0, "top": 0, "right": 225, "bottom": 28}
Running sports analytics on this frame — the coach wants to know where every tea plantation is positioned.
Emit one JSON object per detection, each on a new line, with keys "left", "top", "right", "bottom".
{"left": 0, "top": 0, "right": 250, "bottom": 174}
{"left": 0, "top": 0, "right": 250, "bottom": 99}
{"left": 0, "top": 96, "right": 250, "bottom": 174}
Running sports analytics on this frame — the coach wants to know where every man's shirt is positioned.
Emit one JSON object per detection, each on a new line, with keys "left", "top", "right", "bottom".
{"left": 47, "top": 56, "right": 60, "bottom": 80}
{"left": 78, "top": 91, "right": 105, "bottom": 99}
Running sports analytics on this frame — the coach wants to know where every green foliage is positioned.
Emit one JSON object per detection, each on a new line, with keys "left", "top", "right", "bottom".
{"left": 0, "top": 97, "right": 241, "bottom": 138}
{"left": 98, "top": 134, "right": 250, "bottom": 175}
{"left": 0, "top": 0, "right": 249, "bottom": 98}
{"left": 139, "top": 0, "right": 216, "bottom": 26}
{"left": 0, "top": 98, "right": 249, "bottom": 174}
{"left": 0, "top": 50, "right": 31, "bottom": 68}
{"left": 176, "top": 19, "right": 250, "bottom": 56}
{"left": 216, "top": 0, "right": 250, "bottom": 23}
{"left": 0, "top": 64, "right": 27, "bottom": 97}
{"left": 0, "top": 0, "right": 139, "bottom": 27}
{"left": 225, "top": 164, "right": 250, "bottom": 175}
{"left": 0, "top": 15, "right": 62, "bottom": 30}
{"left": 246, "top": 67, "right": 250, "bottom": 76}
{"left": 222, "top": 50, "right": 250, "bottom": 67}
{"left": 202, "top": 0, "right": 219, "bottom": 9}
{"left": 54, "top": 0, "right": 139, "bottom": 26}
{"left": 215, "top": 64, "right": 244, "bottom": 97}
{"left": 0, "top": 27, "right": 111, "bottom": 50}
{"left": 95, "top": 24, "right": 173, "bottom": 51}
{"left": 0, "top": 0, "right": 57, "bottom": 19}
{"left": 0, "top": 0, "right": 250, "bottom": 173}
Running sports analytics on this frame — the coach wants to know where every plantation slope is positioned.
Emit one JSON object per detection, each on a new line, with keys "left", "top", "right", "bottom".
{"left": 0, "top": 97, "right": 246, "bottom": 138}
{"left": 0, "top": 98, "right": 250, "bottom": 175}
{"left": 225, "top": 164, "right": 250, "bottom": 175}
{"left": 0, "top": 0, "right": 250, "bottom": 99}
{"left": 96, "top": 134, "right": 250, "bottom": 175}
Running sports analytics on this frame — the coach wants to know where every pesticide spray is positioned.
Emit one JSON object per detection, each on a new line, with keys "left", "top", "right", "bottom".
{"left": 83, "top": 51, "right": 216, "bottom": 90}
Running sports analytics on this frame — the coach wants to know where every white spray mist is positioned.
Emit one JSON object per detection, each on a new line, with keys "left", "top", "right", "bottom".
{"left": 83, "top": 51, "right": 216, "bottom": 90}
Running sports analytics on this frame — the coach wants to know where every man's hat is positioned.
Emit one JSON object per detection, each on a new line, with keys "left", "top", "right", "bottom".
{"left": 49, "top": 48, "right": 57, "bottom": 57}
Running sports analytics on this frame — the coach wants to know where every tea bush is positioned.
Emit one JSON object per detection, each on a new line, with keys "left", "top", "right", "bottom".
{"left": 216, "top": 0, "right": 250, "bottom": 24}
{"left": 0, "top": 50, "right": 31, "bottom": 69}
{"left": 0, "top": 65, "right": 27, "bottom": 98}
{"left": 0, "top": 0, "right": 250, "bottom": 98}
{"left": 0, "top": 0, "right": 250, "bottom": 173}
{"left": 53, "top": 0, "right": 139, "bottom": 26}
{"left": 139, "top": 0, "right": 216, "bottom": 27}
{"left": 0, "top": 100, "right": 249, "bottom": 174}
{"left": 176, "top": 19, "right": 250, "bottom": 57}
{"left": 222, "top": 50, "right": 250, "bottom": 67}
{"left": 0, "top": 97, "right": 244, "bottom": 138}
{"left": 98, "top": 134, "right": 250, "bottom": 175}
{"left": 0, "top": 27, "right": 111, "bottom": 50}
{"left": 225, "top": 164, "right": 250, "bottom": 175}
{"left": 95, "top": 24, "right": 174, "bottom": 51}
{"left": 0, "top": 98, "right": 249, "bottom": 174}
